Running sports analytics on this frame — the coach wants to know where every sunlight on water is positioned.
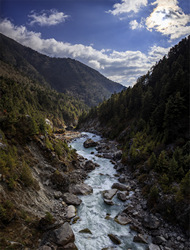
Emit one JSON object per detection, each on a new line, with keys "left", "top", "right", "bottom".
{"left": 70, "top": 132, "right": 147, "bottom": 250}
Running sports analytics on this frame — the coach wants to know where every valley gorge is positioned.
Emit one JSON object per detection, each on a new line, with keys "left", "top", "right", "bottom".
{"left": 0, "top": 33, "right": 189, "bottom": 250}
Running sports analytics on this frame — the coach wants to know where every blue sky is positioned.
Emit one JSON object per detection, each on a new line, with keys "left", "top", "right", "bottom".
{"left": 0, "top": 0, "right": 189, "bottom": 86}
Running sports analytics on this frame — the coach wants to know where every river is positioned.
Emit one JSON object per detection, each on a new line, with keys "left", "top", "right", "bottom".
{"left": 70, "top": 132, "right": 148, "bottom": 250}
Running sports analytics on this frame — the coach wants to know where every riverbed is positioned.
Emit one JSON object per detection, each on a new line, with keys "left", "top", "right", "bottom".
{"left": 70, "top": 132, "right": 148, "bottom": 250}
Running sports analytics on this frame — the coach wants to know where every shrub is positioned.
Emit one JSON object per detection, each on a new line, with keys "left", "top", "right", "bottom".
{"left": 20, "top": 161, "right": 34, "bottom": 187}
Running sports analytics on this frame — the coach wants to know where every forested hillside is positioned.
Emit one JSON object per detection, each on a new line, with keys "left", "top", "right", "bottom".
{"left": 0, "top": 42, "right": 88, "bottom": 248}
{"left": 78, "top": 36, "right": 190, "bottom": 232}
{"left": 0, "top": 33, "right": 124, "bottom": 106}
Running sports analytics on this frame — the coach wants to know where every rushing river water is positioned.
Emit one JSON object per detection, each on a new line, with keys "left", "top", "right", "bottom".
{"left": 70, "top": 132, "right": 148, "bottom": 250}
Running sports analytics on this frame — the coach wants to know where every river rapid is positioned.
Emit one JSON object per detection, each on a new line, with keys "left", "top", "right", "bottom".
{"left": 70, "top": 132, "right": 148, "bottom": 250}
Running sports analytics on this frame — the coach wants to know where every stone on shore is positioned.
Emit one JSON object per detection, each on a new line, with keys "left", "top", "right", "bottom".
{"left": 67, "top": 205, "right": 76, "bottom": 219}
{"left": 148, "top": 243, "right": 160, "bottom": 250}
{"left": 117, "top": 191, "right": 128, "bottom": 201}
{"left": 53, "top": 222, "right": 75, "bottom": 246}
{"left": 69, "top": 183, "right": 93, "bottom": 195}
{"left": 63, "top": 193, "right": 82, "bottom": 206}
{"left": 111, "top": 182, "right": 130, "bottom": 191}
{"left": 133, "top": 234, "right": 148, "bottom": 244}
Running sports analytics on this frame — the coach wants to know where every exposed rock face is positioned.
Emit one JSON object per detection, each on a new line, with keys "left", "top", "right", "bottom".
{"left": 69, "top": 183, "right": 93, "bottom": 195}
{"left": 50, "top": 171, "right": 69, "bottom": 192}
{"left": 62, "top": 193, "right": 82, "bottom": 206}
{"left": 83, "top": 139, "right": 98, "bottom": 148}
{"left": 103, "top": 189, "right": 117, "bottom": 200}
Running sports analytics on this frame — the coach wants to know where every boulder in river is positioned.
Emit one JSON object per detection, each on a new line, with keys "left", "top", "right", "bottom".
{"left": 79, "top": 228, "right": 92, "bottom": 234}
{"left": 69, "top": 183, "right": 93, "bottom": 195}
{"left": 84, "top": 160, "right": 99, "bottom": 171}
{"left": 62, "top": 193, "right": 82, "bottom": 206}
{"left": 114, "top": 214, "right": 131, "bottom": 225}
{"left": 108, "top": 234, "right": 121, "bottom": 245}
{"left": 103, "top": 189, "right": 117, "bottom": 200}
{"left": 111, "top": 182, "right": 130, "bottom": 191}
{"left": 83, "top": 139, "right": 98, "bottom": 148}
{"left": 104, "top": 199, "right": 114, "bottom": 205}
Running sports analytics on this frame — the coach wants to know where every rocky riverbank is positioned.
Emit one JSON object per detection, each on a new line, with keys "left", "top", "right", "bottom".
{"left": 88, "top": 135, "right": 190, "bottom": 250}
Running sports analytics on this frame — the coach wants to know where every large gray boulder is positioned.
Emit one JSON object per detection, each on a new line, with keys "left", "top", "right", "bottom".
{"left": 53, "top": 222, "right": 75, "bottom": 246}
{"left": 69, "top": 183, "right": 93, "bottom": 195}
{"left": 117, "top": 191, "right": 128, "bottom": 201}
{"left": 67, "top": 205, "right": 76, "bottom": 219}
{"left": 83, "top": 139, "right": 98, "bottom": 148}
{"left": 63, "top": 193, "right": 82, "bottom": 206}
{"left": 103, "top": 189, "right": 117, "bottom": 200}
{"left": 114, "top": 214, "right": 131, "bottom": 225}
{"left": 111, "top": 182, "right": 130, "bottom": 191}
{"left": 84, "top": 160, "right": 99, "bottom": 171}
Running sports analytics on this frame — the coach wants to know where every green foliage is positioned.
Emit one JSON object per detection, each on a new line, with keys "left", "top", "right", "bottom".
{"left": 176, "top": 171, "right": 190, "bottom": 201}
{"left": 44, "top": 212, "right": 54, "bottom": 224}
{"left": 0, "top": 146, "right": 34, "bottom": 189}
{"left": 20, "top": 161, "right": 34, "bottom": 187}
{"left": 45, "top": 137, "right": 54, "bottom": 151}
{"left": 0, "top": 200, "right": 14, "bottom": 224}
{"left": 148, "top": 185, "right": 159, "bottom": 207}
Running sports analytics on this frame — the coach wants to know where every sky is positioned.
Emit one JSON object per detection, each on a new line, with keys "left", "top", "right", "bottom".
{"left": 0, "top": 0, "right": 189, "bottom": 87}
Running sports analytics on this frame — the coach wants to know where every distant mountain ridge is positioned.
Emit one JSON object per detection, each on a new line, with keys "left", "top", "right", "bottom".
{"left": 0, "top": 33, "right": 124, "bottom": 106}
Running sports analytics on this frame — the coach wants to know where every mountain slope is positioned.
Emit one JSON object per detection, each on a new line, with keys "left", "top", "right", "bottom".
{"left": 78, "top": 36, "right": 190, "bottom": 232}
{"left": 0, "top": 33, "right": 124, "bottom": 106}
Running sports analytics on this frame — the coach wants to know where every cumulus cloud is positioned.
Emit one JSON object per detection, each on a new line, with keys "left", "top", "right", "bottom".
{"left": 129, "top": 19, "right": 145, "bottom": 30}
{"left": 28, "top": 9, "right": 69, "bottom": 26}
{"left": 0, "top": 19, "right": 170, "bottom": 87}
{"left": 146, "top": 0, "right": 190, "bottom": 40}
{"left": 107, "top": 0, "right": 148, "bottom": 17}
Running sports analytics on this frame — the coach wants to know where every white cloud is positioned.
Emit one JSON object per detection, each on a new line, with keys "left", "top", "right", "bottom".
{"left": 0, "top": 19, "right": 170, "bottom": 87}
{"left": 107, "top": 0, "right": 148, "bottom": 17}
{"left": 129, "top": 19, "right": 145, "bottom": 30}
{"left": 28, "top": 9, "right": 69, "bottom": 26}
{"left": 146, "top": 0, "right": 190, "bottom": 40}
